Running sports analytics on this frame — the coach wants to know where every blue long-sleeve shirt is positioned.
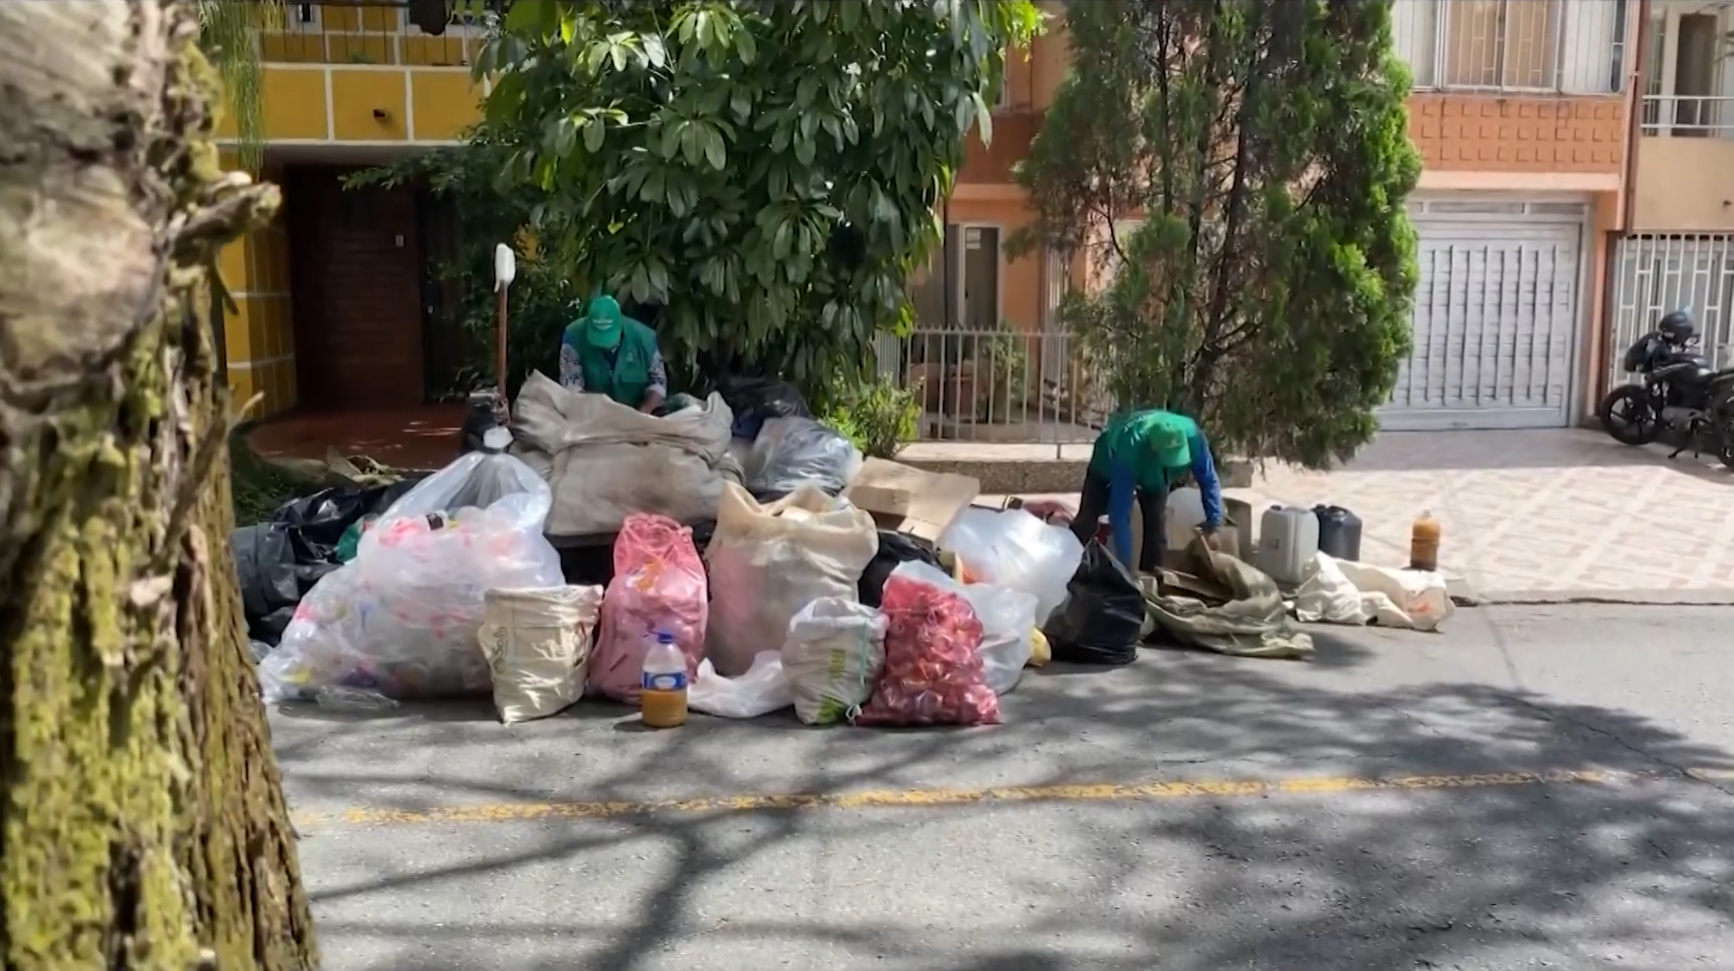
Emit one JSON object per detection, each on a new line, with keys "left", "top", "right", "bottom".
{"left": 1105, "top": 425, "right": 1222, "bottom": 567}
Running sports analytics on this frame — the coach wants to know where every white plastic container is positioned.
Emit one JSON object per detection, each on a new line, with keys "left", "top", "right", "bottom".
{"left": 1256, "top": 504, "right": 1320, "bottom": 586}
{"left": 1164, "top": 487, "right": 1206, "bottom": 552}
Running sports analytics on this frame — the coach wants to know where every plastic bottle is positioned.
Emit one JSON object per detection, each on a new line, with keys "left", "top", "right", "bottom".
{"left": 1409, "top": 511, "right": 1441, "bottom": 572}
{"left": 639, "top": 631, "right": 689, "bottom": 729}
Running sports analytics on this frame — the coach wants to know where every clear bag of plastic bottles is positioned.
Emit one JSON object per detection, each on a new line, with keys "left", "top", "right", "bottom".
{"left": 257, "top": 439, "right": 564, "bottom": 705}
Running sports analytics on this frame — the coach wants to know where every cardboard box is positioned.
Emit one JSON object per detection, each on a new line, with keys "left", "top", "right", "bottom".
{"left": 842, "top": 458, "right": 980, "bottom": 542}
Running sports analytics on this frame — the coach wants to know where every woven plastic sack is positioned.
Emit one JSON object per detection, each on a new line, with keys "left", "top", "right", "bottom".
{"left": 705, "top": 483, "right": 879, "bottom": 677}
{"left": 855, "top": 573, "right": 1000, "bottom": 727}
{"left": 479, "top": 585, "right": 603, "bottom": 725}
{"left": 588, "top": 514, "right": 708, "bottom": 703}
{"left": 781, "top": 597, "right": 888, "bottom": 725}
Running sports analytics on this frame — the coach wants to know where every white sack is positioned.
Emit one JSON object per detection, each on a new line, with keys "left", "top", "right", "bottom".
{"left": 1292, "top": 552, "right": 1454, "bottom": 632}
{"left": 781, "top": 597, "right": 888, "bottom": 725}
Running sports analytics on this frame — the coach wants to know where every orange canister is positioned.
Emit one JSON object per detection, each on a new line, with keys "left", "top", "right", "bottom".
{"left": 1409, "top": 511, "right": 1441, "bottom": 572}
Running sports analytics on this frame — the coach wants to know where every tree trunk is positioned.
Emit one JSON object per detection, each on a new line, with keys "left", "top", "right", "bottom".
{"left": 0, "top": 3, "right": 318, "bottom": 969}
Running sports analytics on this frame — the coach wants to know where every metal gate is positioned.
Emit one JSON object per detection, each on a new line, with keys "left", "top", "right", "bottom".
{"left": 1607, "top": 234, "right": 1734, "bottom": 392}
{"left": 1381, "top": 199, "right": 1586, "bottom": 431}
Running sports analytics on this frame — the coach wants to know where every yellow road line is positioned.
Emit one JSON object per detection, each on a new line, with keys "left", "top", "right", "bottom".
{"left": 292, "top": 769, "right": 1649, "bottom": 829}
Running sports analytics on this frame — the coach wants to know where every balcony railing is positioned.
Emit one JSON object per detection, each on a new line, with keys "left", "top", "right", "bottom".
{"left": 1642, "top": 95, "right": 1734, "bottom": 138}
{"left": 262, "top": 1, "right": 485, "bottom": 67}
{"left": 1392, "top": 0, "right": 1629, "bottom": 94}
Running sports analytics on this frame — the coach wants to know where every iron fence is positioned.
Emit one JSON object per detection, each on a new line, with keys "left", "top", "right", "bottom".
{"left": 873, "top": 328, "right": 1107, "bottom": 448}
{"left": 1607, "top": 234, "right": 1734, "bottom": 392}
{"left": 1391, "top": 0, "right": 1629, "bottom": 94}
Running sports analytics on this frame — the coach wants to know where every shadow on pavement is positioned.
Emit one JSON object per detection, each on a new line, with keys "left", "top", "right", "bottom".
{"left": 274, "top": 626, "right": 1734, "bottom": 971}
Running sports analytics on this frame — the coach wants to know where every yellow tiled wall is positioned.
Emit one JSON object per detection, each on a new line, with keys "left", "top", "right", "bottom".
{"left": 215, "top": 155, "right": 298, "bottom": 419}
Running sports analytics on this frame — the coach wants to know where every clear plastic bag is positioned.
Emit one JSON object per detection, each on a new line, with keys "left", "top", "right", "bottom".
{"left": 890, "top": 560, "right": 1037, "bottom": 695}
{"left": 588, "top": 514, "right": 708, "bottom": 703}
{"left": 855, "top": 573, "right": 1000, "bottom": 728}
{"left": 688, "top": 652, "right": 793, "bottom": 719}
{"left": 704, "top": 483, "right": 879, "bottom": 677}
{"left": 258, "top": 449, "right": 563, "bottom": 704}
{"left": 938, "top": 507, "right": 1084, "bottom": 624}
{"left": 746, "top": 417, "right": 864, "bottom": 496}
{"left": 781, "top": 597, "right": 888, "bottom": 725}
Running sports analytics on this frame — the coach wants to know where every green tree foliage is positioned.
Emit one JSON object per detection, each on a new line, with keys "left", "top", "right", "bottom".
{"left": 1013, "top": 0, "right": 1420, "bottom": 467}
{"left": 477, "top": 0, "right": 1040, "bottom": 398}
{"left": 195, "top": 0, "right": 283, "bottom": 171}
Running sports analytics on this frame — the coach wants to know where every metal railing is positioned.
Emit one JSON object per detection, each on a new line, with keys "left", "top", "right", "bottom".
{"left": 1607, "top": 234, "right": 1734, "bottom": 392}
{"left": 263, "top": 1, "right": 485, "bottom": 67}
{"left": 1391, "top": 0, "right": 1628, "bottom": 94}
{"left": 1641, "top": 95, "right": 1734, "bottom": 138}
{"left": 873, "top": 328, "right": 1107, "bottom": 447}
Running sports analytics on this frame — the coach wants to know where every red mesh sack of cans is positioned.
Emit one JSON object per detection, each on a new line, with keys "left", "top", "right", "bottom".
{"left": 855, "top": 573, "right": 1001, "bottom": 727}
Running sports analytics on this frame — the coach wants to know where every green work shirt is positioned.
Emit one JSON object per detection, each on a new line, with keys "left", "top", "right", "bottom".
{"left": 562, "top": 316, "right": 659, "bottom": 407}
{"left": 1088, "top": 409, "right": 1202, "bottom": 492}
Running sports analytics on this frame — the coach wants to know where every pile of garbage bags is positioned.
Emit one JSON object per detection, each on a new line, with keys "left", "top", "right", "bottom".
{"left": 246, "top": 366, "right": 1455, "bottom": 727}
{"left": 249, "top": 436, "right": 1109, "bottom": 726}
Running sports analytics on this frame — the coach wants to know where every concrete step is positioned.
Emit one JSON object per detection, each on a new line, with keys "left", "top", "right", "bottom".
{"left": 893, "top": 443, "right": 1255, "bottom": 495}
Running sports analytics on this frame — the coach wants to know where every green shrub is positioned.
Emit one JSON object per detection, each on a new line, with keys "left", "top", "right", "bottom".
{"left": 821, "top": 375, "right": 920, "bottom": 459}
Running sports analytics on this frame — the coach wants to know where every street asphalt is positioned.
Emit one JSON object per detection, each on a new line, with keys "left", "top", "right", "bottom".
{"left": 270, "top": 603, "right": 1734, "bottom": 971}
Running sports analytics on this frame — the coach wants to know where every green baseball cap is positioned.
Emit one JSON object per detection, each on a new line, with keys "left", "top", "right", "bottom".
{"left": 1146, "top": 413, "right": 1191, "bottom": 470}
{"left": 583, "top": 295, "right": 623, "bottom": 348}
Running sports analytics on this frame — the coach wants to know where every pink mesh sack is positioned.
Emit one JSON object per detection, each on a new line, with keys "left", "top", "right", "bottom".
{"left": 855, "top": 573, "right": 1000, "bottom": 727}
{"left": 589, "top": 514, "right": 708, "bottom": 702}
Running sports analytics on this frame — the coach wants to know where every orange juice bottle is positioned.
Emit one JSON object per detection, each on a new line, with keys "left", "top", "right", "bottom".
{"left": 639, "top": 631, "right": 688, "bottom": 729}
{"left": 1409, "top": 512, "right": 1442, "bottom": 572}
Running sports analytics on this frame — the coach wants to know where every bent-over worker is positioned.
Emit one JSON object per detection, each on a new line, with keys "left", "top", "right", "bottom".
{"left": 558, "top": 295, "right": 667, "bottom": 413}
{"left": 1069, "top": 409, "right": 1222, "bottom": 573}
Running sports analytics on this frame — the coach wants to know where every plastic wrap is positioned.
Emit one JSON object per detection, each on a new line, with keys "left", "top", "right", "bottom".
{"left": 855, "top": 573, "right": 1000, "bottom": 727}
{"left": 257, "top": 449, "right": 562, "bottom": 704}
{"left": 688, "top": 652, "right": 793, "bottom": 719}
{"left": 781, "top": 597, "right": 888, "bottom": 725}
{"left": 746, "top": 417, "right": 864, "bottom": 496}
{"left": 704, "top": 483, "right": 879, "bottom": 677}
{"left": 588, "top": 514, "right": 709, "bottom": 703}
{"left": 938, "top": 507, "right": 1084, "bottom": 623}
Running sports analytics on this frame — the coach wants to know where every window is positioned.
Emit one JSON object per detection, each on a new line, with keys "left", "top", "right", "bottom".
{"left": 1439, "top": 0, "right": 1562, "bottom": 90}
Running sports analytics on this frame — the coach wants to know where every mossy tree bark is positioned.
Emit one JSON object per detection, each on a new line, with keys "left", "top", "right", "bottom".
{"left": 0, "top": 2, "right": 317, "bottom": 969}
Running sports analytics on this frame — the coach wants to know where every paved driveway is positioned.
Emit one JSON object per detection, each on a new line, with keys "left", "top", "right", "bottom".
{"left": 1234, "top": 430, "right": 1734, "bottom": 602}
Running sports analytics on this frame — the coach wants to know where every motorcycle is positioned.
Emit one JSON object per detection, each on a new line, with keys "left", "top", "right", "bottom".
{"left": 1598, "top": 310, "right": 1734, "bottom": 468}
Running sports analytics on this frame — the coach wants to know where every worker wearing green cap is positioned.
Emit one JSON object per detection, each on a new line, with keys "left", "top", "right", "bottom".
{"left": 557, "top": 295, "right": 667, "bottom": 413}
{"left": 1069, "top": 408, "right": 1222, "bottom": 573}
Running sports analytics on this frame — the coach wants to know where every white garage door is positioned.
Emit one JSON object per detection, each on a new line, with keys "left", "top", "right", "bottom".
{"left": 1380, "top": 199, "right": 1585, "bottom": 431}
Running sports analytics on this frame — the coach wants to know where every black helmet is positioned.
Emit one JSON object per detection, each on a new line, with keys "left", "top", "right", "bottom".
{"left": 1659, "top": 309, "right": 1696, "bottom": 343}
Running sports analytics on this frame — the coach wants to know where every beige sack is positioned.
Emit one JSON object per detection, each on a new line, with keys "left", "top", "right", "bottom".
{"left": 705, "top": 483, "right": 880, "bottom": 677}
{"left": 479, "top": 584, "right": 604, "bottom": 725}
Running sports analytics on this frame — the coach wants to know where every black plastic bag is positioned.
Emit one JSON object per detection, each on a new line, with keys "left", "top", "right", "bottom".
{"left": 717, "top": 375, "right": 810, "bottom": 439}
{"left": 233, "top": 479, "right": 421, "bottom": 645}
{"left": 858, "top": 530, "right": 943, "bottom": 608}
{"left": 231, "top": 523, "right": 341, "bottom": 645}
{"left": 1041, "top": 541, "right": 1145, "bottom": 665}
{"left": 268, "top": 480, "right": 418, "bottom": 560}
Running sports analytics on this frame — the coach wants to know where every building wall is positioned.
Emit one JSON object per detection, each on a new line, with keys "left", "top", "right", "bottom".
{"left": 1408, "top": 92, "right": 1627, "bottom": 176}
{"left": 215, "top": 64, "right": 484, "bottom": 145}
{"left": 216, "top": 153, "right": 298, "bottom": 418}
